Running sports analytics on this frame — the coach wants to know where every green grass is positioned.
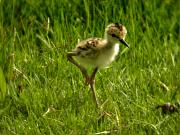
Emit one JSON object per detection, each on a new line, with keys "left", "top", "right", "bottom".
{"left": 0, "top": 0, "right": 180, "bottom": 134}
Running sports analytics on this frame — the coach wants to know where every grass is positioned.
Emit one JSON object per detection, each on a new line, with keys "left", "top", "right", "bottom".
{"left": 0, "top": 0, "right": 180, "bottom": 134}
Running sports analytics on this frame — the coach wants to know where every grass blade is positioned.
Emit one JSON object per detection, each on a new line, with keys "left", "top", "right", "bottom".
{"left": 0, "top": 67, "right": 6, "bottom": 100}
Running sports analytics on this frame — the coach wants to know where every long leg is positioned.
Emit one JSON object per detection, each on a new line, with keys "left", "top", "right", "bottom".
{"left": 67, "top": 52, "right": 88, "bottom": 83}
{"left": 89, "top": 67, "right": 100, "bottom": 107}
{"left": 67, "top": 53, "right": 100, "bottom": 107}
{"left": 90, "top": 67, "right": 98, "bottom": 81}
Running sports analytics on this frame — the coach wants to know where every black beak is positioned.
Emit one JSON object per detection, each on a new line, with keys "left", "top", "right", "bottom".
{"left": 111, "top": 34, "right": 129, "bottom": 48}
{"left": 118, "top": 38, "right": 130, "bottom": 48}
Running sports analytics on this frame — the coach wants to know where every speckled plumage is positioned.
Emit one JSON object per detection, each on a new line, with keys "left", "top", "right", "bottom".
{"left": 69, "top": 23, "right": 129, "bottom": 68}
{"left": 73, "top": 38, "right": 119, "bottom": 68}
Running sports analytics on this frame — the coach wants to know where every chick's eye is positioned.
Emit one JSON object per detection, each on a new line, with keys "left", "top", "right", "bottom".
{"left": 111, "top": 34, "right": 116, "bottom": 37}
